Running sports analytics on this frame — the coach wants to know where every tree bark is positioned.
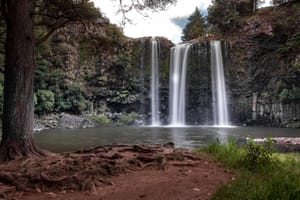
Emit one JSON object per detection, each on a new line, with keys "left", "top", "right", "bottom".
{"left": 0, "top": 0, "right": 42, "bottom": 161}
{"left": 253, "top": 0, "right": 257, "bottom": 13}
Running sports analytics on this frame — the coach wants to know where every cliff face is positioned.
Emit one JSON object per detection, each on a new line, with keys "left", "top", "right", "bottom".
{"left": 223, "top": 3, "right": 300, "bottom": 126}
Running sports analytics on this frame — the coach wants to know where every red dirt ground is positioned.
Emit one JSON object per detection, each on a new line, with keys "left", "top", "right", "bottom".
{"left": 0, "top": 144, "right": 233, "bottom": 200}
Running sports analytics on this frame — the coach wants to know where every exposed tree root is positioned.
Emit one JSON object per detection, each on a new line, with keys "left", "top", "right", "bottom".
{"left": 0, "top": 139, "right": 48, "bottom": 162}
{"left": 0, "top": 143, "right": 202, "bottom": 198}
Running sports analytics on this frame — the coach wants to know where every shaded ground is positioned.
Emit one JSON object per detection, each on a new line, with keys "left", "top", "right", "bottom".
{"left": 0, "top": 143, "right": 233, "bottom": 200}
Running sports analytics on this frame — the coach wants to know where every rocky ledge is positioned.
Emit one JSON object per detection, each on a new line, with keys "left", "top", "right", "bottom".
{"left": 34, "top": 113, "right": 96, "bottom": 132}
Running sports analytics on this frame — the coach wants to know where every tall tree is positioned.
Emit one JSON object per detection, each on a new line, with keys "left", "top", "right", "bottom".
{"left": 0, "top": 0, "right": 41, "bottom": 161}
{"left": 0, "top": 0, "right": 100, "bottom": 161}
{"left": 181, "top": 7, "right": 206, "bottom": 42}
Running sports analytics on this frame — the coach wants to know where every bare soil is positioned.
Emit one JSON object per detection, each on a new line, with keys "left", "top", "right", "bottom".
{"left": 0, "top": 143, "right": 233, "bottom": 200}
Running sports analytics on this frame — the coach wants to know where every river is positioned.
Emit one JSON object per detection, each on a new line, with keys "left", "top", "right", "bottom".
{"left": 34, "top": 126, "right": 300, "bottom": 152}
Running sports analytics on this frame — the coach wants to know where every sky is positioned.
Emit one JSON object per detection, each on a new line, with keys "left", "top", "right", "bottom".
{"left": 92, "top": 0, "right": 211, "bottom": 43}
{"left": 92, "top": 0, "right": 272, "bottom": 44}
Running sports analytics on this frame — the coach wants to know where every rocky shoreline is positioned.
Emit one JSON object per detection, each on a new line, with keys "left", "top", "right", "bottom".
{"left": 252, "top": 137, "right": 300, "bottom": 152}
{"left": 34, "top": 113, "right": 96, "bottom": 132}
{"left": 33, "top": 112, "right": 144, "bottom": 132}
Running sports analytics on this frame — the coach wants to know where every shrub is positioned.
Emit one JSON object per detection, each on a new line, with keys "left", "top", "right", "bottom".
{"left": 118, "top": 112, "right": 139, "bottom": 125}
{"left": 243, "top": 138, "right": 274, "bottom": 171}
{"left": 55, "top": 83, "right": 87, "bottom": 114}
{"left": 90, "top": 114, "right": 111, "bottom": 125}
{"left": 35, "top": 90, "right": 55, "bottom": 114}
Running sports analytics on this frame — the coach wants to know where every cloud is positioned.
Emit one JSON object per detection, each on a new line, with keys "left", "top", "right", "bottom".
{"left": 92, "top": 0, "right": 212, "bottom": 43}
{"left": 171, "top": 16, "right": 188, "bottom": 29}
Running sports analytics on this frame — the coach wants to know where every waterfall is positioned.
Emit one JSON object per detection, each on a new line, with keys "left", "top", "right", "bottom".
{"left": 139, "top": 38, "right": 146, "bottom": 125}
{"left": 151, "top": 37, "right": 160, "bottom": 125}
{"left": 169, "top": 43, "right": 192, "bottom": 126}
{"left": 210, "top": 41, "right": 230, "bottom": 126}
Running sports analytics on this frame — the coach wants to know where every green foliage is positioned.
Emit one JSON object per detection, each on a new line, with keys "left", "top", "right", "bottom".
{"left": 118, "top": 112, "right": 139, "bottom": 125}
{"left": 294, "top": 60, "right": 300, "bottom": 71}
{"left": 181, "top": 7, "right": 207, "bottom": 41}
{"left": 35, "top": 90, "right": 55, "bottom": 114}
{"left": 90, "top": 114, "right": 111, "bottom": 125}
{"left": 103, "top": 23, "right": 124, "bottom": 44}
{"left": 243, "top": 138, "right": 274, "bottom": 171}
{"left": 212, "top": 167, "right": 300, "bottom": 200}
{"left": 56, "top": 83, "right": 87, "bottom": 114}
{"left": 201, "top": 138, "right": 274, "bottom": 171}
{"left": 279, "top": 87, "right": 300, "bottom": 102}
{"left": 207, "top": 1, "right": 241, "bottom": 32}
{"left": 276, "top": 32, "right": 300, "bottom": 57}
{"left": 201, "top": 139, "right": 245, "bottom": 169}
{"left": 202, "top": 141, "right": 300, "bottom": 200}
{"left": 34, "top": 59, "right": 53, "bottom": 90}
{"left": 35, "top": 0, "right": 101, "bottom": 44}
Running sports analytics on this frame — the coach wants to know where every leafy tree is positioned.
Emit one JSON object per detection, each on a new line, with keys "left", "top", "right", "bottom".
{"left": 208, "top": 1, "right": 240, "bottom": 32}
{"left": 181, "top": 7, "right": 206, "bottom": 42}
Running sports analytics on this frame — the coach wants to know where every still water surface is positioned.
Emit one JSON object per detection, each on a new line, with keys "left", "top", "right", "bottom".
{"left": 34, "top": 126, "right": 300, "bottom": 152}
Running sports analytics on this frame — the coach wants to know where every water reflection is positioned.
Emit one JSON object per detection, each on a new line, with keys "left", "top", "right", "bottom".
{"left": 34, "top": 126, "right": 300, "bottom": 153}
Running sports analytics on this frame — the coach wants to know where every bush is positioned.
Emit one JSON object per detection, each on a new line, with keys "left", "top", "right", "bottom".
{"left": 90, "top": 114, "right": 111, "bottom": 125}
{"left": 243, "top": 138, "right": 274, "bottom": 171}
{"left": 118, "top": 112, "right": 139, "bottom": 125}
{"left": 35, "top": 90, "right": 55, "bottom": 114}
{"left": 55, "top": 83, "right": 87, "bottom": 114}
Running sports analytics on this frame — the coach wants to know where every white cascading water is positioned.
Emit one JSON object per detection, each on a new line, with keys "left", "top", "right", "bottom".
{"left": 210, "top": 41, "right": 230, "bottom": 126}
{"left": 169, "top": 43, "right": 192, "bottom": 126}
{"left": 151, "top": 37, "right": 160, "bottom": 125}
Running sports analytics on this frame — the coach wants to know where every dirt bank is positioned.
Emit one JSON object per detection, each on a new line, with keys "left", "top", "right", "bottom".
{"left": 0, "top": 143, "right": 233, "bottom": 200}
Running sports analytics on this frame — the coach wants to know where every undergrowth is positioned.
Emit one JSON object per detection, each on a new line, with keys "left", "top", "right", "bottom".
{"left": 201, "top": 139, "right": 300, "bottom": 200}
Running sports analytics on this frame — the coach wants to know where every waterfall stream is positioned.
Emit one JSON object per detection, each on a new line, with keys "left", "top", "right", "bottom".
{"left": 210, "top": 41, "right": 230, "bottom": 126}
{"left": 151, "top": 37, "right": 160, "bottom": 125}
{"left": 169, "top": 43, "right": 192, "bottom": 126}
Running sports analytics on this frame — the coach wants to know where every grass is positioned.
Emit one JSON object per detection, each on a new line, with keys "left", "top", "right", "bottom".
{"left": 200, "top": 139, "right": 300, "bottom": 200}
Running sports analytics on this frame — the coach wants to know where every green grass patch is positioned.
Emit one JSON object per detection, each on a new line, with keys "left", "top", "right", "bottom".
{"left": 200, "top": 140, "right": 300, "bottom": 200}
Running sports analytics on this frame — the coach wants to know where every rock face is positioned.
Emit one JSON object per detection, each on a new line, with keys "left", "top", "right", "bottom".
{"left": 226, "top": 5, "right": 300, "bottom": 127}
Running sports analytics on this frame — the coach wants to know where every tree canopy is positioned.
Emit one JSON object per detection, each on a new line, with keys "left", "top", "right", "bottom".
{"left": 207, "top": 0, "right": 265, "bottom": 32}
{"left": 181, "top": 7, "right": 206, "bottom": 42}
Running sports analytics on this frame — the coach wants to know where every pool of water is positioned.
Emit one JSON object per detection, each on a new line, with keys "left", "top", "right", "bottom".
{"left": 34, "top": 126, "right": 300, "bottom": 152}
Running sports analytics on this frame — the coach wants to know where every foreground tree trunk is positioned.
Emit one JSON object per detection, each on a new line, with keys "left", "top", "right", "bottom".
{"left": 0, "top": 0, "right": 41, "bottom": 161}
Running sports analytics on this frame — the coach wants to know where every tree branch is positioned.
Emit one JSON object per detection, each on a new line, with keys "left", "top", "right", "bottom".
{"left": 36, "top": 21, "right": 69, "bottom": 45}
